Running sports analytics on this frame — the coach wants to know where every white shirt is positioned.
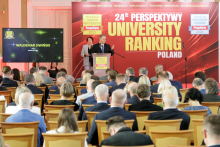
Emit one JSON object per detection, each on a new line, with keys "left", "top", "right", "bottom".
{"left": 76, "top": 91, "right": 94, "bottom": 106}
{"left": 5, "top": 105, "right": 41, "bottom": 115}
{"left": 44, "top": 126, "right": 88, "bottom": 147}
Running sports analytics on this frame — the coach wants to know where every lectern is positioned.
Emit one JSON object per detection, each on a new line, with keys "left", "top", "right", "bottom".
{"left": 93, "top": 53, "right": 111, "bottom": 77}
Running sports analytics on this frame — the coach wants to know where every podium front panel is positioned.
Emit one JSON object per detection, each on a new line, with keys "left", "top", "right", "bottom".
{"left": 93, "top": 53, "right": 111, "bottom": 77}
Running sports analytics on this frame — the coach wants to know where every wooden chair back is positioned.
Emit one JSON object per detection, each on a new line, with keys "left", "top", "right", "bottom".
{"left": 1, "top": 121, "right": 39, "bottom": 147}
{"left": 0, "top": 91, "right": 12, "bottom": 104}
{"left": 152, "top": 80, "right": 157, "bottom": 85}
{"left": 178, "top": 103, "right": 189, "bottom": 110}
{"left": 76, "top": 86, "right": 86, "bottom": 95}
{"left": 44, "top": 105, "right": 75, "bottom": 112}
{"left": 38, "top": 87, "right": 46, "bottom": 100}
{"left": 46, "top": 84, "right": 52, "bottom": 89}
{"left": 0, "top": 113, "right": 12, "bottom": 122}
{"left": 102, "top": 146, "right": 154, "bottom": 147}
{"left": 0, "top": 100, "right": 6, "bottom": 113}
{"left": 102, "top": 131, "right": 149, "bottom": 140}
{"left": 152, "top": 93, "right": 158, "bottom": 95}
{"left": 42, "top": 132, "right": 88, "bottom": 147}
{"left": 153, "top": 98, "right": 162, "bottom": 105}
{"left": 192, "top": 119, "right": 204, "bottom": 146}
{"left": 201, "top": 102, "right": 220, "bottom": 114}
{"left": 82, "top": 104, "right": 94, "bottom": 111}
{"left": 151, "top": 130, "right": 193, "bottom": 147}
{"left": 100, "top": 80, "right": 106, "bottom": 84}
{"left": 34, "top": 94, "right": 43, "bottom": 110}
{"left": 124, "top": 104, "right": 132, "bottom": 111}
{"left": 50, "top": 90, "right": 56, "bottom": 93}
{"left": 47, "top": 98, "right": 76, "bottom": 104}
{"left": 6, "top": 87, "right": 16, "bottom": 101}
{"left": 144, "top": 119, "right": 182, "bottom": 137}
{"left": 95, "top": 119, "right": 134, "bottom": 145}
{"left": 53, "top": 81, "right": 56, "bottom": 86}
{"left": 49, "top": 94, "right": 75, "bottom": 99}
{"left": 131, "top": 111, "right": 156, "bottom": 130}
{"left": 86, "top": 111, "right": 99, "bottom": 132}
{"left": 179, "top": 89, "right": 188, "bottom": 103}
{"left": 3, "top": 133, "right": 33, "bottom": 147}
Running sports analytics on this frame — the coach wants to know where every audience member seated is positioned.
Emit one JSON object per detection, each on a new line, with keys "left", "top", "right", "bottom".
{"left": 59, "top": 68, "right": 67, "bottom": 74}
{"left": 203, "top": 78, "right": 220, "bottom": 102}
{"left": 132, "top": 67, "right": 152, "bottom": 85}
{"left": 38, "top": 66, "right": 54, "bottom": 86}
{"left": 48, "top": 62, "right": 59, "bottom": 80}
{"left": 12, "top": 68, "right": 21, "bottom": 84}
{"left": 167, "top": 71, "right": 183, "bottom": 89}
{"left": 49, "top": 71, "right": 67, "bottom": 92}
{"left": 44, "top": 107, "right": 88, "bottom": 147}
{"left": 65, "top": 75, "right": 76, "bottom": 96}
{"left": 76, "top": 70, "right": 85, "bottom": 82}
{"left": 183, "top": 88, "right": 211, "bottom": 116}
{"left": 203, "top": 114, "right": 220, "bottom": 147}
{"left": 50, "top": 77, "right": 66, "bottom": 94}
{"left": 138, "top": 75, "right": 151, "bottom": 86}
{"left": 30, "top": 67, "right": 37, "bottom": 74}
{"left": 193, "top": 78, "right": 206, "bottom": 95}
{"left": 148, "top": 93, "right": 190, "bottom": 130}
{"left": 6, "top": 86, "right": 40, "bottom": 115}
{"left": 79, "top": 69, "right": 94, "bottom": 85}
{"left": 2, "top": 66, "right": 18, "bottom": 87}
{"left": 99, "top": 68, "right": 112, "bottom": 81}
{"left": 6, "top": 92, "right": 46, "bottom": 147}
{"left": 126, "top": 82, "right": 140, "bottom": 105}
{"left": 150, "top": 71, "right": 182, "bottom": 100}
{"left": 129, "top": 84, "right": 163, "bottom": 111}
{"left": 82, "top": 84, "right": 110, "bottom": 120}
{"left": 126, "top": 67, "right": 135, "bottom": 82}
{"left": 124, "top": 81, "right": 132, "bottom": 99}
{"left": 0, "top": 75, "right": 8, "bottom": 91}
{"left": 150, "top": 64, "right": 163, "bottom": 81}
{"left": 80, "top": 73, "right": 91, "bottom": 86}
{"left": 105, "top": 70, "right": 117, "bottom": 87}
{"left": 87, "top": 89, "right": 138, "bottom": 145}
{"left": 81, "top": 75, "right": 100, "bottom": 94}
{"left": 101, "top": 116, "right": 153, "bottom": 147}
{"left": 109, "top": 73, "right": 126, "bottom": 97}
{"left": 195, "top": 71, "right": 206, "bottom": 82}
{"left": 50, "top": 82, "right": 79, "bottom": 111}
{"left": 154, "top": 79, "right": 172, "bottom": 98}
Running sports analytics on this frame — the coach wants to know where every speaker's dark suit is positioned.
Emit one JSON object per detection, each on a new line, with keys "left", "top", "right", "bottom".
{"left": 126, "top": 95, "right": 140, "bottom": 105}
{"left": 0, "top": 86, "right": 8, "bottom": 91}
{"left": 87, "top": 107, "right": 138, "bottom": 145}
{"left": 50, "top": 100, "right": 79, "bottom": 111}
{"left": 109, "top": 83, "right": 126, "bottom": 97}
{"left": 170, "top": 80, "right": 183, "bottom": 89}
{"left": 2, "top": 78, "right": 18, "bottom": 87}
{"left": 129, "top": 100, "right": 163, "bottom": 111}
{"left": 100, "top": 127, "right": 153, "bottom": 147}
{"left": 92, "top": 43, "right": 114, "bottom": 55}
{"left": 203, "top": 94, "right": 220, "bottom": 102}
{"left": 148, "top": 108, "right": 190, "bottom": 130}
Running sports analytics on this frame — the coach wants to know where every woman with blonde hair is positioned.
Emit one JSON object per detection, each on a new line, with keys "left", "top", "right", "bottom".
{"left": 44, "top": 108, "right": 88, "bottom": 147}
{"left": 80, "top": 73, "right": 91, "bottom": 86}
{"left": 153, "top": 80, "right": 172, "bottom": 98}
{"left": 138, "top": 75, "right": 151, "bottom": 86}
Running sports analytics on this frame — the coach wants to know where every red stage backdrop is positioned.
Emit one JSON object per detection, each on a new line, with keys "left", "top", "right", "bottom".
{"left": 72, "top": 2, "right": 219, "bottom": 83}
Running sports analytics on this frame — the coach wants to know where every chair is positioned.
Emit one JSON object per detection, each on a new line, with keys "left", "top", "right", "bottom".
{"left": 0, "top": 91, "right": 12, "bottom": 104}
{"left": 201, "top": 102, "right": 220, "bottom": 114}
{"left": 44, "top": 105, "right": 75, "bottom": 112}
{"left": 130, "top": 111, "right": 156, "bottom": 130}
{"left": 49, "top": 94, "right": 75, "bottom": 99}
{"left": 34, "top": 94, "right": 43, "bottom": 110}
{"left": 50, "top": 90, "right": 56, "bottom": 93}
{"left": 179, "top": 89, "right": 188, "bottom": 103}
{"left": 150, "top": 130, "right": 193, "bottom": 147}
{"left": 42, "top": 132, "right": 88, "bottom": 147}
{"left": 192, "top": 119, "right": 204, "bottom": 146}
{"left": 152, "top": 93, "right": 158, "bottom": 95}
{"left": 76, "top": 86, "right": 86, "bottom": 95}
{"left": 95, "top": 120, "right": 134, "bottom": 145}
{"left": 168, "top": 146, "right": 206, "bottom": 147}
{"left": 153, "top": 98, "right": 162, "bottom": 105}
{"left": 46, "top": 84, "right": 52, "bottom": 89}
{"left": 7, "top": 87, "right": 16, "bottom": 101}
{"left": 102, "top": 146, "right": 154, "bottom": 147}
{"left": 38, "top": 87, "right": 46, "bottom": 100}
{"left": 82, "top": 104, "right": 94, "bottom": 111}
{"left": 3, "top": 133, "right": 33, "bottom": 147}
{"left": 53, "top": 81, "right": 56, "bottom": 86}
{"left": 47, "top": 120, "right": 88, "bottom": 132}
{"left": 47, "top": 98, "right": 76, "bottom": 104}
{"left": 124, "top": 104, "right": 132, "bottom": 111}
{"left": 0, "top": 100, "right": 6, "bottom": 113}
{"left": 100, "top": 80, "right": 106, "bottom": 84}
{"left": 86, "top": 111, "right": 99, "bottom": 132}
{"left": 1, "top": 121, "right": 39, "bottom": 147}
{"left": 152, "top": 80, "right": 157, "bottom": 85}
{"left": 144, "top": 119, "right": 182, "bottom": 137}
{"left": 0, "top": 113, "right": 12, "bottom": 122}
{"left": 178, "top": 103, "right": 189, "bottom": 110}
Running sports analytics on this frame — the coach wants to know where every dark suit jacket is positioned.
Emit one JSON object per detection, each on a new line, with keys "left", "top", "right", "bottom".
{"left": 203, "top": 94, "right": 220, "bottom": 102}
{"left": 82, "top": 102, "right": 110, "bottom": 120}
{"left": 109, "top": 83, "right": 126, "bottom": 97}
{"left": 129, "top": 100, "right": 163, "bottom": 111}
{"left": 200, "top": 89, "right": 206, "bottom": 95}
{"left": 100, "top": 127, "right": 153, "bottom": 147}
{"left": 50, "top": 100, "right": 79, "bottom": 111}
{"left": 129, "top": 76, "right": 135, "bottom": 82}
{"left": 0, "top": 86, "right": 8, "bottom": 91}
{"left": 92, "top": 43, "right": 114, "bottom": 55}
{"left": 126, "top": 95, "right": 140, "bottom": 105}
{"left": 2, "top": 78, "right": 18, "bottom": 87}
{"left": 87, "top": 107, "right": 138, "bottom": 145}
{"left": 148, "top": 109, "right": 190, "bottom": 130}
{"left": 81, "top": 88, "right": 87, "bottom": 94}
{"left": 130, "top": 75, "right": 153, "bottom": 85}
{"left": 170, "top": 80, "right": 183, "bottom": 89}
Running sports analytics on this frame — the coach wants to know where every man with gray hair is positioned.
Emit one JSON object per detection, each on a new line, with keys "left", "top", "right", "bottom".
{"left": 38, "top": 66, "right": 54, "bottom": 86}
{"left": 148, "top": 93, "right": 190, "bottom": 130}
{"left": 127, "top": 82, "right": 140, "bottom": 105}
{"left": 82, "top": 84, "right": 110, "bottom": 120}
{"left": 193, "top": 78, "right": 206, "bottom": 95}
{"left": 150, "top": 64, "right": 163, "bottom": 80}
{"left": 6, "top": 92, "right": 46, "bottom": 147}
{"left": 126, "top": 67, "right": 135, "bottom": 82}
{"left": 50, "top": 77, "right": 66, "bottom": 94}
{"left": 132, "top": 67, "right": 152, "bottom": 85}
{"left": 87, "top": 89, "right": 138, "bottom": 145}
{"left": 76, "top": 70, "right": 85, "bottom": 82}
{"left": 49, "top": 71, "right": 67, "bottom": 92}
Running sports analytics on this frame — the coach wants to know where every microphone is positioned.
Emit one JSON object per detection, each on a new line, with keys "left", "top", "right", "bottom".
{"left": 182, "top": 42, "right": 185, "bottom": 48}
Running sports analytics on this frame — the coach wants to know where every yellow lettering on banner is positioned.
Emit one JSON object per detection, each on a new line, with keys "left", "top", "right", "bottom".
{"left": 164, "top": 37, "right": 173, "bottom": 51}
{"left": 143, "top": 37, "right": 151, "bottom": 51}
{"left": 108, "top": 22, "right": 116, "bottom": 36}
{"left": 130, "top": 22, "right": 138, "bottom": 36}
{"left": 126, "top": 22, "right": 130, "bottom": 36}
{"left": 138, "top": 22, "right": 145, "bottom": 36}
{"left": 146, "top": 22, "right": 155, "bottom": 36}
{"left": 117, "top": 22, "right": 125, "bottom": 36}
{"left": 155, "top": 22, "right": 162, "bottom": 36}
{"left": 125, "top": 37, "right": 134, "bottom": 51}
{"left": 173, "top": 37, "right": 181, "bottom": 50}
{"left": 134, "top": 37, "right": 142, "bottom": 51}
{"left": 167, "top": 22, "right": 173, "bottom": 36}
{"left": 174, "top": 22, "right": 182, "bottom": 36}
{"left": 159, "top": 37, "right": 163, "bottom": 51}
{"left": 152, "top": 37, "right": 160, "bottom": 51}
{"left": 163, "top": 22, "right": 167, "bottom": 36}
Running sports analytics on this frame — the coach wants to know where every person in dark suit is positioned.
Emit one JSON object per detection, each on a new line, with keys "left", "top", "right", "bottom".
{"left": 125, "top": 67, "right": 135, "bottom": 82}
{"left": 203, "top": 115, "right": 220, "bottom": 147}
{"left": 130, "top": 67, "right": 153, "bottom": 85}
{"left": 109, "top": 73, "right": 126, "bottom": 97}
{"left": 81, "top": 75, "right": 100, "bottom": 94}
{"left": 192, "top": 78, "right": 206, "bottom": 95}
{"left": 203, "top": 78, "right": 220, "bottom": 102}
{"left": 126, "top": 82, "right": 140, "bottom": 105}
{"left": 49, "top": 71, "right": 67, "bottom": 91}
{"left": 50, "top": 82, "right": 79, "bottom": 111}
{"left": 0, "top": 75, "right": 8, "bottom": 91}
{"left": 87, "top": 89, "right": 138, "bottom": 145}
{"left": 129, "top": 84, "right": 163, "bottom": 111}
{"left": 101, "top": 116, "right": 153, "bottom": 147}
{"left": 167, "top": 71, "right": 183, "bottom": 89}
{"left": 82, "top": 84, "right": 110, "bottom": 120}
{"left": 100, "top": 68, "right": 112, "bottom": 81}
{"left": 104, "top": 70, "right": 117, "bottom": 87}
{"left": 150, "top": 64, "right": 163, "bottom": 81}
{"left": 148, "top": 93, "right": 190, "bottom": 130}
{"left": 1, "top": 66, "right": 18, "bottom": 87}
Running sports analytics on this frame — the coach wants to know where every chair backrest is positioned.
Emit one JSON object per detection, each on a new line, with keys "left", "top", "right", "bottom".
{"left": 153, "top": 98, "right": 162, "bottom": 105}
{"left": 47, "top": 120, "right": 88, "bottom": 132}
{"left": 76, "top": 86, "right": 86, "bottom": 95}
{"left": 3, "top": 133, "right": 33, "bottom": 147}
{"left": 201, "top": 102, "right": 220, "bottom": 114}
{"left": 49, "top": 94, "right": 75, "bottom": 99}
{"left": 6, "top": 87, "right": 16, "bottom": 101}
{"left": 34, "top": 94, "right": 43, "bottom": 110}
{"left": 192, "top": 119, "right": 204, "bottom": 146}
{"left": 1, "top": 121, "right": 39, "bottom": 147}
{"left": 130, "top": 111, "right": 156, "bottom": 130}
{"left": 102, "top": 146, "right": 154, "bottom": 147}
{"left": 86, "top": 111, "right": 99, "bottom": 132}
{"left": 42, "top": 132, "right": 88, "bottom": 147}
{"left": 124, "top": 104, "right": 132, "bottom": 111}
{"left": 95, "top": 119, "right": 134, "bottom": 146}
{"left": 53, "top": 81, "right": 56, "bottom": 86}
{"left": 0, "top": 113, "right": 12, "bottom": 122}
{"left": 44, "top": 105, "right": 75, "bottom": 112}
{"left": 0, "top": 100, "right": 6, "bottom": 113}
{"left": 38, "top": 87, "right": 46, "bottom": 99}
{"left": 47, "top": 98, "right": 76, "bottom": 104}
{"left": 144, "top": 119, "right": 182, "bottom": 137}
{"left": 178, "top": 103, "right": 189, "bottom": 110}
{"left": 0, "top": 91, "right": 12, "bottom": 104}
{"left": 82, "top": 104, "right": 94, "bottom": 111}
{"left": 152, "top": 80, "right": 157, "bottom": 85}
{"left": 151, "top": 130, "right": 193, "bottom": 147}
{"left": 46, "top": 84, "right": 52, "bottom": 89}
{"left": 152, "top": 93, "right": 158, "bottom": 95}
{"left": 179, "top": 89, "right": 188, "bottom": 103}
{"left": 100, "top": 80, "right": 106, "bottom": 84}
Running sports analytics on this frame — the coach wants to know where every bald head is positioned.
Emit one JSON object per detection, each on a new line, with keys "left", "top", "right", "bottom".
{"left": 95, "top": 84, "right": 108, "bottom": 102}
{"left": 18, "top": 92, "right": 34, "bottom": 108}
{"left": 87, "top": 79, "right": 95, "bottom": 91}
{"left": 57, "top": 77, "right": 66, "bottom": 88}
{"left": 111, "top": 89, "right": 127, "bottom": 108}
{"left": 128, "top": 82, "right": 138, "bottom": 96}
{"left": 163, "top": 93, "right": 179, "bottom": 108}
